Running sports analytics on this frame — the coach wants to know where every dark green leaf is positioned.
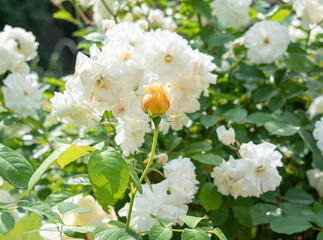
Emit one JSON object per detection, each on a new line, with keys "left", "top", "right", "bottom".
{"left": 191, "top": 0, "right": 211, "bottom": 19}
{"left": 233, "top": 206, "right": 253, "bottom": 228}
{"left": 208, "top": 33, "right": 235, "bottom": 48}
{"left": 212, "top": 228, "right": 227, "bottom": 240}
{"left": 0, "top": 144, "right": 34, "bottom": 189}
{"left": 191, "top": 153, "right": 222, "bottom": 166}
{"left": 0, "top": 212, "right": 15, "bottom": 234}
{"left": 265, "top": 121, "right": 299, "bottom": 136}
{"left": 284, "top": 53, "right": 313, "bottom": 73}
{"left": 270, "top": 216, "right": 311, "bottom": 235}
{"left": 235, "top": 65, "right": 265, "bottom": 82}
{"left": 249, "top": 203, "right": 280, "bottom": 225}
{"left": 199, "top": 182, "right": 222, "bottom": 212}
{"left": 182, "top": 142, "right": 212, "bottom": 154}
{"left": 299, "top": 130, "right": 321, "bottom": 155}
{"left": 47, "top": 190, "right": 75, "bottom": 207}
{"left": 63, "top": 225, "right": 104, "bottom": 237}
{"left": 57, "top": 202, "right": 90, "bottom": 215}
{"left": 285, "top": 188, "right": 314, "bottom": 205}
{"left": 181, "top": 228, "right": 210, "bottom": 240}
{"left": 253, "top": 86, "right": 278, "bottom": 103}
{"left": 246, "top": 112, "right": 277, "bottom": 125}
{"left": 222, "top": 108, "right": 247, "bottom": 122}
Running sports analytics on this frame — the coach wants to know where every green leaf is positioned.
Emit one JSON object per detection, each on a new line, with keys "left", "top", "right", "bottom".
{"left": 285, "top": 188, "right": 314, "bottom": 205}
{"left": 157, "top": 219, "right": 173, "bottom": 228}
{"left": 0, "top": 143, "right": 34, "bottom": 188}
{"left": 269, "top": 96, "right": 285, "bottom": 111}
{"left": 199, "top": 182, "right": 222, "bottom": 212}
{"left": 0, "top": 212, "right": 15, "bottom": 235}
{"left": 235, "top": 65, "right": 265, "bottom": 82}
{"left": 270, "top": 9, "right": 290, "bottom": 21}
{"left": 249, "top": 203, "right": 280, "bottom": 225}
{"left": 284, "top": 53, "right": 313, "bottom": 73}
{"left": 107, "top": 220, "right": 126, "bottom": 229}
{"left": 191, "top": 0, "right": 211, "bottom": 19}
{"left": 246, "top": 112, "right": 277, "bottom": 125}
{"left": 270, "top": 216, "right": 312, "bottom": 235}
{"left": 265, "top": 121, "right": 300, "bottom": 136}
{"left": 18, "top": 200, "right": 63, "bottom": 224}
{"left": 28, "top": 144, "right": 70, "bottom": 191}
{"left": 253, "top": 86, "right": 278, "bottom": 103}
{"left": 94, "top": 229, "right": 142, "bottom": 240}
{"left": 148, "top": 225, "right": 173, "bottom": 240}
{"left": 57, "top": 202, "right": 90, "bottom": 215}
{"left": 208, "top": 33, "right": 235, "bottom": 48}
{"left": 88, "top": 149, "right": 129, "bottom": 212}
{"left": 53, "top": 10, "right": 75, "bottom": 23}
{"left": 222, "top": 108, "right": 247, "bottom": 122}
{"left": 317, "top": 231, "right": 323, "bottom": 240}
{"left": 129, "top": 169, "right": 142, "bottom": 194}
{"left": 182, "top": 142, "right": 212, "bottom": 154}
{"left": 200, "top": 114, "right": 218, "bottom": 128}
{"left": 63, "top": 225, "right": 104, "bottom": 237}
{"left": 191, "top": 153, "right": 222, "bottom": 166}
{"left": 299, "top": 130, "right": 321, "bottom": 155}
{"left": 212, "top": 228, "right": 227, "bottom": 240}
{"left": 57, "top": 144, "right": 96, "bottom": 168}
{"left": 46, "top": 190, "right": 75, "bottom": 207}
{"left": 233, "top": 206, "right": 253, "bottom": 228}
{"left": 210, "top": 205, "right": 229, "bottom": 226}
{"left": 66, "top": 174, "right": 91, "bottom": 186}
{"left": 180, "top": 215, "right": 205, "bottom": 228}
{"left": 0, "top": 214, "right": 41, "bottom": 240}
{"left": 181, "top": 228, "right": 210, "bottom": 240}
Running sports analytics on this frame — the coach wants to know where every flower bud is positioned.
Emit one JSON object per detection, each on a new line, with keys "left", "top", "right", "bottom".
{"left": 216, "top": 125, "right": 235, "bottom": 146}
{"left": 142, "top": 83, "right": 170, "bottom": 115}
{"left": 157, "top": 153, "right": 168, "bottom": 165}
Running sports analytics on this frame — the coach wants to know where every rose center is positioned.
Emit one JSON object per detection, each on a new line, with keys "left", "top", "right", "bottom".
{"left": 164, "top": 53, "right": 173, "bottom": 64}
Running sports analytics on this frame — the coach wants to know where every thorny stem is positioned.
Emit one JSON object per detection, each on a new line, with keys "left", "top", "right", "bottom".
{"left": 125, "top": 116, "right": 161, "bottom": 229}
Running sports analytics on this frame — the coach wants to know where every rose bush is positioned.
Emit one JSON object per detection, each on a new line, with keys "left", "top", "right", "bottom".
{"left": 0, "top": 0, "right": 323, "bottom": 240}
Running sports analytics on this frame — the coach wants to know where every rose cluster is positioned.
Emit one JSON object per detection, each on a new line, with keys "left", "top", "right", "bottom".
{"left": 211, "top": 141, "right": 283, "bottom": 199}
{"left": 51, "top": 22, "right": 217, "bottom": 155}
{"left": 118, "top": 156, "right": 199, "bottom": 231}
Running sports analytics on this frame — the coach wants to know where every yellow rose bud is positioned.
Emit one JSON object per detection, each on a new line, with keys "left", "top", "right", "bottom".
{"left": 142, "top": 83, "right": 170, "bottom": 115}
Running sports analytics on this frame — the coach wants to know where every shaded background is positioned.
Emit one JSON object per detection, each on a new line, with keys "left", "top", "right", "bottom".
{"left": 0, "top": 0, "right": 78, "bottom": 77}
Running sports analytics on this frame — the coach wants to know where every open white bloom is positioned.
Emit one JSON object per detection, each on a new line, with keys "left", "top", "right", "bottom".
{"left": 307, "top": 169, "right": 323, "bottom": 197}
{"left": 244, "top": 21, "right": 290, "bottom": 64}
{"left": 40, "top": 195, "right": 117, "bottom": 240}
{"left": 313, "top": 117, "right": 323, "bottom": 154}
{"left": 115, "top": 117, "right": 150, "bottom": 156}
{"left": 238, "top": 142, "right": 283, "bottom": 197}
{"left": 1, "top": 25, "right": 38, "bottom": 61}
{"left": 211, "top": 157, "right": 248, "bottom": 199}
{"left": 163, "top": 156, "right": 199, "bottom": 203}
{"left": 3, "top": 73, "right": 44, "bottom": 118}
{"left": 309, "top": 96, "right": 323, "bottom": 119}
{"left": 216, "top": 125, "right": 235, "bottom": 145}
{"left": 211, "top": 0, "right": 251, "bottom": 29}
{"left": 118, "top": 180, "right": 187, "bottom": 232}
{"left": 293, "top": 0, "right": 323, "bottom": 30}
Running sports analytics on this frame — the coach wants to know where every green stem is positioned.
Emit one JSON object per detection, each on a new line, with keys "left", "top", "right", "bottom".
{"left": 100, "top": 0, "right": 118, "bottom": 23}
{"left": 125, "top": 116, "right": 161, "bottom": 229}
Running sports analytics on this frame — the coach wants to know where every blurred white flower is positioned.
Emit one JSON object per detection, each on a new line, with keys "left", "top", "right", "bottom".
{"left": 293, "top": 0, "right": 323, "bottom": 30}
{"left": 40, "top": 195, "right": 117, "bottom": 240}
{"left": 102, "top": 19, "right": 116, "bottom": 31}
{"left": 309, "top": 96, "right": 323, "bottom": 119}
{"left": 211, "top": 142, "right": 283, "bottom": 198}
{"left": 115, "top": 117, "right": 151, "bottom": 156}
{"left": 3, "top": 73, "right": 44, "bottom": 118}
{"left": 211, "top": 0, "right": 251, "bottom": 29}
{"left": 1, "top": 25, "right": 38, "bottom": 61}
{"left": 211, "top": 157, "right": 248, "bottom": 199}
{"left": 238, "top": 142, "right": 283, "bottom": 197}
{"left": 163, "top": 156, "right": 199, "bottom": 203}
{"left": 244, "top": 21, "right": 290, "bottom": 64}
{"left": 313, "top": 117, "right": 323, "bottom": 154}
{"left": 93, "top": 0, "right": 119, "bottom": 29}
{"left": 118, "top": 180, "right": 187, "bottom": 232}
{"left": 216, "top": 125, "right": 235, "bottom": 145}
{"left": 307, "top": 169, "right": 323, "bottom": 197}
{"left": 0, "top": 176, "right": 4, "bottom": 186}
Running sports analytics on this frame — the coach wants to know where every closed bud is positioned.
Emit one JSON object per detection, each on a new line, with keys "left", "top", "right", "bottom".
{"left": 142, "top": 83, "right": 170, "bottom": 115}
{"left": 157, "top": 153, "right": 168, "bottom": 165}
